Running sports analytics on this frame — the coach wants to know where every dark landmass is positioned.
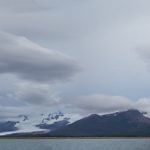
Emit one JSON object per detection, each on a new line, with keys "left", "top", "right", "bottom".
{"left": 0, "top": 121, "right": 18, "bottom": 132}
{"left": 2, "top": 109, "right": 150, "bottom": 137}
{"left": 48, "top": 110, "right": 150, "bottom": 137}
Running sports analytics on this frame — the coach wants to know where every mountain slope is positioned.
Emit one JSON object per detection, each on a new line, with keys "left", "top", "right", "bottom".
{"left": 0, "top": 121, "right": 18, "bottom": 132}
{"left": 0, "top": 111, "right": 82, "bottom": 136}
{"left": 49, "top": 110, "right": 150, "bottom": 137}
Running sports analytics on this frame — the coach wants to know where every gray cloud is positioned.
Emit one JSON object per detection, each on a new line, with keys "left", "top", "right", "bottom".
{"left": 0, "top": 0, "right": 103, "bottom": 40}
{"left": 1, "top": 94, "right": 150, "bottom": 119}
{"left": 1, "top": 0, "right": 150, "bottom": 118}
{"left": 0, "top": 0, "right": 51, "bottom": 13}
{"left": 14, "top": 83, "right": 61, "bottom": 106}
{"left": 0, "top": 31, "right": 79, "bottom": 82}
{"left": 1, "top": 0, "right": 150, "bottom": 40}
{"left": 0, "top": 106, "right": 31, "bottom": 119}
{"left": 137, "top": 47, "right": 150, "bottom": 70}
{"left": 0, "top": 105, "right": 55, "bottom": 120}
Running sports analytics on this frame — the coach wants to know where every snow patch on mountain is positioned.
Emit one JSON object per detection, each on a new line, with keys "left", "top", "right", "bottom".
{"left": 0, "top": 111, "right": 82, "bottom": 136}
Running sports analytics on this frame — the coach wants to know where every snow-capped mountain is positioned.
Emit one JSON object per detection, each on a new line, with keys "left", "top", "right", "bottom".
{"left": 2, "top": 109, "right": 150, "bottom": 137}
{"left": 0, "top": 111, "right": 82, "bottom": 136}
{"left": 49, "top": 109, "right": 150, "bottom": 137}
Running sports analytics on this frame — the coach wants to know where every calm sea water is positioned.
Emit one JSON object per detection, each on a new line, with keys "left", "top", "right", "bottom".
{"left": 0, "top": 139, "right": 149, "bottom": 150}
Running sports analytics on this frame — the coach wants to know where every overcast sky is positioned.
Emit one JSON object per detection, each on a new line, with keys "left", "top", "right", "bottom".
{"left": 1, "top": 0, "right": 150, "bottom": 118}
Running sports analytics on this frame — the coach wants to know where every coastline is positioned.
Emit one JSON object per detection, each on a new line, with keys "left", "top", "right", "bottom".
{"left": 0, "top": 136, "right": 150, "bottom": 139}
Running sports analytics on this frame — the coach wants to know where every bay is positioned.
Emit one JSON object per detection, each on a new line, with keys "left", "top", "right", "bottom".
{"left": 0, "top": 139, "right": 149, "bottom": 150}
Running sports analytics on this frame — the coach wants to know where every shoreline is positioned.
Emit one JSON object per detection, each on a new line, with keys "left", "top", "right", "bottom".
{"left": 0, "top": 137, "right": 150, "bottom": 139}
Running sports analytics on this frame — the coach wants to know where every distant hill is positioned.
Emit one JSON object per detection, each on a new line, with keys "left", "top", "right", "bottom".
{"left": 48, "top": 110, "right": 150, "bottom": 137}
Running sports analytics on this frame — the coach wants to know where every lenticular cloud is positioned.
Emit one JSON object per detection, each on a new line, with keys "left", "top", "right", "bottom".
{"left": 0, "top": 31, "right": 79, "bottom": 82}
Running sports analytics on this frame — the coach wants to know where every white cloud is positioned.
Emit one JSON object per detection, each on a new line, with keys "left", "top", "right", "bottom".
{"left": 1, "top": 93, "right": 150, "bottom": 119}
{"left": 136, "top": 98, "right": 150, "bottom": 112}
{"left": 74, "top": 94, "right": 133, "bottom": 114}
{"left": 73, "top": 94, "right": 150, "bottom": 114}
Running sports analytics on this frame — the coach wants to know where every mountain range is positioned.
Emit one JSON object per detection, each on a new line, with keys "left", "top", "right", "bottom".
{"left": 0, "top": 111, "right": 82, "bottom": 136}
{"left": 1, "top": 109, "right": 150, "bottom": 137}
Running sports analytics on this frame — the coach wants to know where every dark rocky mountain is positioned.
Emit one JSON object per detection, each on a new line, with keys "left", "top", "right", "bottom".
{"left": 0, "top": 121, "right": 18, "bottom": 132}
{"left": 49, "top": 109, "right": 150, "bottom": 137}
{"left": 36, "top": 119, "right": 69, "bottom": 130}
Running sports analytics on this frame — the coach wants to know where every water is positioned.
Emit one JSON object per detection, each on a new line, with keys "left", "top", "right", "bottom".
{"left": 0, "top": 139, "right": 149, "bottom": 150}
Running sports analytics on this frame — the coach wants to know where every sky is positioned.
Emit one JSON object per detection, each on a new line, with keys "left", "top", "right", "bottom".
{"left": 1, "top": 0, "right": 150, "bottom": 118}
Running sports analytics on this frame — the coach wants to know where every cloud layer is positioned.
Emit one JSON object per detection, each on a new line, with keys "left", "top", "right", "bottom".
{"left": 1, "top": 0, "right": 150, "bottom": 119}
{"left": 74, "top": 94, "right": 150, "bottom": 114}
{"left": 0, "top": 31, "right": 79, "bottom": 82}
{"left": 1, "top": 93, "right": 150, "bottom": 119}
{"left": 14, "top": 83, "right": 61, "bottom": 106}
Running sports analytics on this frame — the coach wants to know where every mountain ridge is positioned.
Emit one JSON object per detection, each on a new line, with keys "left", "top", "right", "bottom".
{"left": 48, "top": 109, "right": 150, "bottom": 137}
{"left": 1, "top": 109, "right": 150, "bottom": 137}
